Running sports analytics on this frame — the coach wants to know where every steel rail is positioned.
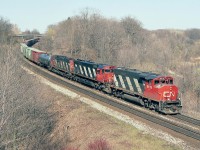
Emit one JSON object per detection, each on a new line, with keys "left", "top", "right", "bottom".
{"left": 172, "top": 114, "right": 200, "bottom": 126}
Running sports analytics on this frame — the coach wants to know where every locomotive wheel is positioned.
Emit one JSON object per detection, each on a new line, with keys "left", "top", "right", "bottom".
{"left": 155, "top": 104, "right": 159, "bottom": 112}
{"left": 94, "top": 84, "right": 99, "bottom": 90}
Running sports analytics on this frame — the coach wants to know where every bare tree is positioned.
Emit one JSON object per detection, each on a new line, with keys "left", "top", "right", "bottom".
{"left": 0, "top": 17, "right": 13, "bottom": 43}
{"left": 0, "top": 19, "right": 59, "bottom": 148}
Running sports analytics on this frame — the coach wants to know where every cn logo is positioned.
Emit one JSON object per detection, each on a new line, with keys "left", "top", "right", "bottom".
{"left": 163, "top": 91, "right": 175, "bottom": 97}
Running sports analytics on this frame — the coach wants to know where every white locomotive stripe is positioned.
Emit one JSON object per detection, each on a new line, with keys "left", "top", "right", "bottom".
{"left": 133, "top": 78, "right": 142, "bottom": 93}
{"left": 93, "top": 68, "right": 96, "bottom": 77}
{"left": 67, "top": 63, "right": 69, "bottom": 70}
{"left": 126, "top": 76, "right": 134, "bottom": 91}
{"left": 60, "top": 62, "right": 62, "bottom": 68}
{"left": 118, "top": 75, "right": 126, "bottom": 89}
{"left": 83, "top": 66, "right": 88, "bottom": 76}
{"left": 65, "top": 62, "right": 67, "bottom": 70}
{"left": 61, "top": 62, "right": 63, "bottom": 68}
{"left": 75, "top": 64, "right": 77, "bottom": 72}
{"left": 79, "top": 65, "right": 83, "bottom": 74}
{"left": 63, "top": 62, "right": 65, "bottom": 69}
{"left": 66, "top": 62, "right": 69, "bottom": 71}
{"left": 114, "top": 75, "right": 119, "bottom": 87}
{"left": 88, "top": 67, "right": 93, "bottom": 78}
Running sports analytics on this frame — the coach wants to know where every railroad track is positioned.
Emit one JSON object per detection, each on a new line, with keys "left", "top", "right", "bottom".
{"left": 171, "top": 114, "right": 200, "bottom": 127}
{"left": 23, "top": 58, "right": 200, "bottom": 141}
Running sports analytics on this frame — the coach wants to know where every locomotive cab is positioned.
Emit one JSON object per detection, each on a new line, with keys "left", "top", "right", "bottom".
{"left": 144, "top": 76, "right": 182, "bottom": 114}
{"left": 96, "top": 65, "right": 116, "bottom": 84}
{"left": 153, "top": 77, "right": 178, "bottom": 101}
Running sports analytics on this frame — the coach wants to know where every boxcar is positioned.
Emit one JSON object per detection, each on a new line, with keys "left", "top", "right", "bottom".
{"left": 31, "top": 49, "right": 45, "bottom": 64}
{"left": 20, "top": 43, "right": 28, "bottom": 54}
{"left": 25, "top": 47, "right": 32, "bottom": 60}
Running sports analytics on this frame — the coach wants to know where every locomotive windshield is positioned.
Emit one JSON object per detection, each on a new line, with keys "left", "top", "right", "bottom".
{"left": 97, "top": 69, "right": 113, "bottom": 74}
{"left": 154, "top": 78, "right": 173, "bottom": 85}
{"left": 105, "top": 69, "right": 112, "bottom": 73}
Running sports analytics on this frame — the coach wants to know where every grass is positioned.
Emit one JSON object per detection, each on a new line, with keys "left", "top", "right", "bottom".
{"left": 103, "top": 117, "right": 180, "bottom": 150}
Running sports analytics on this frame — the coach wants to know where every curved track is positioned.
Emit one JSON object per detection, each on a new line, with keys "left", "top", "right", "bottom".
{"left": 23, "top": 58, "right": 200, "bottom": 141}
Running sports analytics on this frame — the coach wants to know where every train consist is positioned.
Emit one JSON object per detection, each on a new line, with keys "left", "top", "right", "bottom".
{"left": 21, "top": 43, "right": 182, "bottom": 114}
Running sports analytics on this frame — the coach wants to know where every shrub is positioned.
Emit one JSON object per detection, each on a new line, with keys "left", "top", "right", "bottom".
{"left": 88, "top": 139, "right": 111, "bottom": 150}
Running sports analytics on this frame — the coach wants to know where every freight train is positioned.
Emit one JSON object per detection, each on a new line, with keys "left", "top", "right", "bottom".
{"left": 20, "top": 43, "right": 182, "bottom": 114}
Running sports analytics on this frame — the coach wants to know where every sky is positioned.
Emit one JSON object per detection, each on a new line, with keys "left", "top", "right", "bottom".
{"left": 0, "top": 0, "right": 199, "bottom": 33}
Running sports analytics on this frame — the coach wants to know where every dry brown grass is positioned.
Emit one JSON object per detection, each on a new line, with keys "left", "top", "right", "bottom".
{"left": 41, "top": 84, "right": 180, "bottom": 150}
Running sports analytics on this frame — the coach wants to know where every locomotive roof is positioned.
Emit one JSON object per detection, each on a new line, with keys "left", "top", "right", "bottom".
{"left": 75, "top": 59, "right": 114, "bottom": 69}
{"left": 76, "top": 59, "right": 95, "bottom": 64}
{"left": 97, "top": 64, "right": 112, "bottom": 69}
{"left": 115, "top": 67, "right": 160, "bottom": 80}
{"left": 53, "top": 54, "right": 73, "bottom": 60}
{"left": 54, "top": 54, "right": 68, "bottom": 57}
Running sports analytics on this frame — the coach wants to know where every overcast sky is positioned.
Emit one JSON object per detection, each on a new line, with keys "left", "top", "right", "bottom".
{"left": 0, "top": 0, "right": 199, "bottom": 33}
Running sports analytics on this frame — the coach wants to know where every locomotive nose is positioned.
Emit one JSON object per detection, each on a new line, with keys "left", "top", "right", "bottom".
{"left": 163, "top": 91, "right": 175, "bottom": 100}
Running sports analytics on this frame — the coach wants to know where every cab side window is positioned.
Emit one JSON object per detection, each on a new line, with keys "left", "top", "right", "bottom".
{"left": 105, "top": 69, "right": 111, "bottom": 73}
{"left": 149, "top": 80, "right": 152, "bottom": 85}
{"left": 170, "top": 79, "right": 173, "bottom": 84}
{"left": 154, "top": 80, "right": 159, "bottom": 85}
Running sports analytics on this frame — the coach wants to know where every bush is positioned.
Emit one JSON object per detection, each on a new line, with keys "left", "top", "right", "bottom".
{"left": 88, "top": 139, "right": 111, "bottom": 150}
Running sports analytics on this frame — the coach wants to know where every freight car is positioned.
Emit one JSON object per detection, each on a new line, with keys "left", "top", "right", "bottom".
{"left": 21, "top": 43, "right": 45, "bottom": 64}
{"left": 24, "top": 47, "right": 32, "bottom": 59}
{"left": 38, "top": 53, "right": 51, "bottom": 68}
{"left": 21, "top": 43, "right": 28, "bottom": 53}
{"left": 31, "top": 49, "right": 46, "bottom": 64}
